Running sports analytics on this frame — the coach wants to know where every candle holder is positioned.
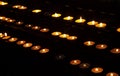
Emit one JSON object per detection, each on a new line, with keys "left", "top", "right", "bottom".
{"left": 23, "top": 43, "right": 33, "bottom": 48}
{"left": 84, "top": 41, "right": 95, "bottom": 46}
{"left": 18, "top": 6, "right": 27, "bottom": 10}
{"left": 40, "top": 28, "right": 49, "bottom": 32}
{"left": 0, "top": 1, "right": 8, "bottom": 5}
{"left": 8, "top": 37, "right": 18, "bottom": 42}
{"left": 95, "top": 22, "right": 107, "bottom": 28}
{"left": 51, "top": 32, "right": 62, "bottom": 36}
{"left": 12, "top": 5, "right": 21, "bottom": 9}
{"left": 79, "top": 63, "right": 90, "bottom": 69}
{"left": 63, "top": 16, "right": 73, "bottom": 21}
{"left": 16, "top": 40, "right": 26, "bottom": 45}
{"left": 91, "top": 67, "right": 103, "bottom": 73}
{"left": 96, "top": 44, "right": 107, "bottom": 50}
{"left": 39, "top": 48, "right": 49, "bottom": 54}
{"left": 67, "top": 36, "right": 77, "bottom": 40}
{"left": 87, "top": 20, "right": 98, "bottom": 26}
{"left": 59, "top": 34, "right": 69, "bottom": 38}
{"left": 32, "top": 26, "right": 40, "bottom": 30}
{"left": 31, "top": 45, "right": 41, "bottom": 50}
{"left": 110, "top": 48, "right": 120, "bottom": 54}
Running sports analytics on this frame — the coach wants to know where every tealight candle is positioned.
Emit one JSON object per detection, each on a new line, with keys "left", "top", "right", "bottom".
{"left": 16, "top": 21, "right": 24, "bottom": 25}
{"left": 59, "top": 34, "right": 69, "bottom": 38}
{"left": 18, "top": 6, "right": 27, "bottom": 10}
{"left": 23, "top": 43, "right": 33, "bottom": 48}
{"left": 0, "top": 16, "right": 6, "bottom": 20}
{"left": 31, "top": 45, "right": 41, "bottom": 50}
{"left": 32, "top": 9, "right": 42, "bottom": 13}
{"left": 96, "top": 44, "right": 107, "bottom": 50}
{"left": 40, "top": 28, "right": 49, "bottom": 32}
{"left": 67, "top": 36, "right": 77, "bottom": 40}
{"left": 16, "top": 40, "right": 26, "bottom": 45}
{"left": 51, "top": 13, "right": 61, "bottom": 18}
{"left": 32, "top": 26, "right": 40, "bottom": 30}
{"left": 75, "top": 17, "right": 86, "bottom": 23}
{"left": 63, "top": 16, "right": 73, "bottom": 21}
{"left": 79, "top": 63, "right": 90, "bottom": 69}
{"left": 95, "top": 22, "right": 107, "bottom": 28}
{"left": 70, "top": 59, "right": 81, "bottom": 65}
{"left": 87, "top": 20, "right": 98, "bottom": 25}
{"left": 0, "top": 1, "right": 8, "bottom": 5}
{"left": 39, "top": 48, "right": 49, "bottom": 54}
{"left": 8, "top": 37, "right": 18, "bottom": 42}
{"left": 25, "top": 24, "right": 32, "bottom": 28}
{"left": 2, "top": 32, "right": 11, "bottom": 39}
{"left": 7, "top": 19, "right": 15, "bottom": 23}
{"left": 51, "top": 32, "right": 62, "bottom": 36}
{"left": 0, "top": 33, "right": 4, "bottom": 38}
{"left": 12, "top": 5, "right": 21, "bottom": 8}
{"left": 91, "top": 67, "right": 103, "bottom": 73}
{"left": 116, "top": 28, "right": 120, "bottom": 32}
{"left": 110, "top": 48, "right": 120, "bottom": 54}
{"left": 84, "top": 41, "right": 95, "bottom": 46}
{"left": 106, "top": 72, "right": 119, "bottom": 76}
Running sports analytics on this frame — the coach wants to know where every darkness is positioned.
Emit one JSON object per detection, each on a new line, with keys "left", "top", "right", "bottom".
{"left": 0, "top": 0, "right": 120, "bottom": 76}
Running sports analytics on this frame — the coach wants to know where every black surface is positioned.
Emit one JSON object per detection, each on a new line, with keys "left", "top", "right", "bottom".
{"left": 0, "top": 0, "right": 120, "bottom": 76}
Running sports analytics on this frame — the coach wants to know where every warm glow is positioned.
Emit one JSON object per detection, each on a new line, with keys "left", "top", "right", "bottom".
{"left": 79, "top": 63, "right": 90, "bottom": 69}
{"left": 16, "top": 21, "right": 24, "bottom": 25}
{"left": 63, "top": 16, "right": 73, "bottom": 20}
{"left": 106, "top": 72, "right": 119, "bottom": 76}
{"left": 39, "top": 48, "right": 49, "bottom": 54}
{"left": 23, "top": 43, "right": 33, "bottom": 48}
{"left": 0, "top": 33, "right": 4, "bottom": 38}
{"left": 70, "top": 59, "right": 81, "bottom": 65}
{"left": 67, "top": 36, "right": 77, "bottom": 40}
{"left": 87, "top": 20, "right": 98, "bottom": 25}
{"left": 84, "top": 41, "right": 95, "bottom": 46}
{"left": 0, "top": 1, "right": 8, "bottom": 5}
{"left": 12, "top": 5, "right": 21, "bottom": 8}
{"left": 8, "top": 37, "right": 18, "bottom": 42}
{"left": 96, "top": 44, "right": 107, "bottom": 50}
{"left": 95, "top": 22, "right": 107, "bottom": 28}
{"left": 31, "top": 45, "right": 41, "bottom": 50}
{"left": 32, "top": 9, "right": 42, "bottom": 13}
{"left": 25, "top": 24, "right": 32, "bottom": 28}
{"left": 40, "top": 28, "right": 49, "bottom": 32}
{"left": 110, "top": 48, "right": 120, "bottom": 54}
{"left": 91, "top": 67, "right": 103, "bottom": 73}
{"left": 75, "top": 16, "right": 86, "bottom": 23}
{"left": 51, "top": 13, "right": 61, "bottom": 18}
{"left": 0, "top": 16, "right": 6, "bottom": 20}
{"left": 51, "top": 32, "right": 62, "bottom": 36}
{"left": 7, "top": 19, "right": 15, "bottom": 23}
{"left": 18, "top": 6, "right": 27, "bottom": 10}
{"left": 32, "top": 26, "right": 40, "bottom": 30}
{"left": 59, "top": 34, "right": 69, "bottom": 38}
{"left": 117, "top": 28, "right": 120, "bottom": 32}
{"left": 16, "top": 40, "right": 26, "bottom": 45}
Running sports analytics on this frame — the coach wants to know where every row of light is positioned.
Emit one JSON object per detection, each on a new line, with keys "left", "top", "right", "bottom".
{"left": 0, "top": 32, "right": 49, "bottom": 54}
{"left": 70, "top": 59, "right": 119, "bottom": 76}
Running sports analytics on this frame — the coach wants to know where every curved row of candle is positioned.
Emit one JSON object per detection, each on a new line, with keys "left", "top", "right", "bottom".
{"left": 70, "top": 59, "right": 119, "bottom": 76}
{"left": 0, "top": 32, "right": 49, "bottom": 54}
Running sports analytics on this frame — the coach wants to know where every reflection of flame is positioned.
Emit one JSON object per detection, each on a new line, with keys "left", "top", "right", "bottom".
{"left": 4, "top": 32, "right": 7, "bottom": 36}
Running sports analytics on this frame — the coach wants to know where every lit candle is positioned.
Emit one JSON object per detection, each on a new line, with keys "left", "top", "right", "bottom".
{"left": 40, "top": 28, "right": 49, "bottom": 32}
{"left": 67, "top": 36, "right": 77, "bottom": 40}
{"left": 96, "top": 44, "right": 107, "bottom": 50}
{"left": 0, "top": 1, "right": 8, "bottom": 5}
{"left": 7, "top": 19, "right": 15, "bottom": 23}
{"left": 23, "top": 43, "right": 33, "bottom": 48}
{"left": 70, "top": 59, "right": 81, "bottom": 65}
{"left": 18, "top": 6, "right": 27, "bottom": 10}
{"left": 32, "top": 9, "right": 42, "bottom": 13}
{"left": 25, "top": 24, "right": 32, "bottom": 28}
{"left": 84, "top": 41, "right": 95, "bottom": 46}
{"left": 91, "top": 67, "right": 103, "bottom": 73}
{"left": 75, "top": 17, "right": 86, "bottom": 23}
{"left": 95, "top": 22, "right": 107, "bottom": 28}
{"left": 59, "top": 34, "right": 69, "bottom": 38}
{"left": 12, "top": 5, "right": 21, "bottom": 8}
{"left": 16, "top": 21, "right": 24, "bottom": 25}
{"left": 2, "top": 32, "right": 11, "bottom": 39}
{"left": 39, "top": 48, "right": 49, "bottom": 54}
{"left": 0, "top": 33, "right": 4, "bottom": 38}
{"left": 79, "top": 63, "right": 90, "bottom": 69}
{"left": 51, "top": 13, "right": 61, "bottom": 18}
{"left": 51, "top": 32, "right": 62, "bottom": 36}
{"left": 116, "top": 28, "right": 120, "bottom": 32}
{"left": 87, "top": 20, "right": 98, "bottom": 25}
{"left": 16, "top": 40, "right": 26, "bottom": 45}
{"left": 106, "top": 72, "right": 119, "bottom": 76}
{"left": 32, "top": 26, "right": 40, "bottom": 30}
{"left": 63, "top": 16, "right": 73, "bottom": 21}
{"left": 31, "top": 45, "right": 41, "bottom": 50}
{"left": 110, "top": 48, "right": 120, "bottom": 54}
{"left": 8, "top": 37, "right": 18, "bottom": 42}
{"left": 0, "top": 16, "right": 6, "bottom": 20}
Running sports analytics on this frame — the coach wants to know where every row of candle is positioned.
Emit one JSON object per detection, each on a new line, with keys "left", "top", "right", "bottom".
{"left": 70, "top": 59, "right": 119, "bottom": 76}
{"left": 0, "top": 32, "right": 49, "bottom": 54}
